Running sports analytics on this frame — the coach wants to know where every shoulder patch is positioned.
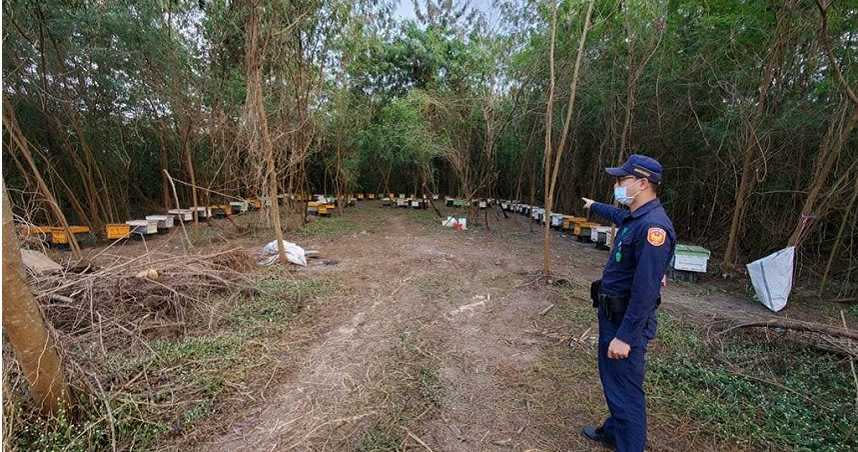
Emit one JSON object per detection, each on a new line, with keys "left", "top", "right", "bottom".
{"left": 647, "top": 227, "right": 667, "bottom": 247}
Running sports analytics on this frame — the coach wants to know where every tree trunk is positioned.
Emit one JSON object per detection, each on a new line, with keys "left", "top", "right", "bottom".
{"left": 722, "top": 1, "right": 794, "bottom": 272}
{"left": 542, "top": 3, "right": 558, "bottom": 275}
{"left": 181, "top": 123, "right": 200, "bottom": 224}
{"left": 158, "top": 124, "right": 171, "bottom": 209}
{"left": 2, "top": 179, "right": 70, "bottom": 415}
{"left": 788, "top": 107, "right": 858, "bottom": 246}
{"left": 246, "top": 1, "right": 287, "bottom": 265}
{"left": 819, "top": 173, "right": 858, "bottom": 295}
{"left": 543, "top": 0, "right": 594, "bottom": 276}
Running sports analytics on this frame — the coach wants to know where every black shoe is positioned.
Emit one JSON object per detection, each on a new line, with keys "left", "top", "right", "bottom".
{"left": 581, "top": 426, "right": 615, "bottom": 449}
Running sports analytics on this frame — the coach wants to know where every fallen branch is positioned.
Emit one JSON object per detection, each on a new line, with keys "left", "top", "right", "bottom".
{"left": 718, "top": 318, "right": 858, "bottom": 342}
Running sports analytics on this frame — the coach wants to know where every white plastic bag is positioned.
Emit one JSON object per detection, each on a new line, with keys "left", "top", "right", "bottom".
{"left": 260, "top": 240, "right": 308, "bottom": 266}
{"left": 746, "top": 246, "right": 795, "bottom": 312}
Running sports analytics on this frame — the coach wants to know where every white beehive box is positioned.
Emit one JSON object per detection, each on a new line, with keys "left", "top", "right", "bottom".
{"left": 592, "top": 226, "right": 612, "bottom": 243}
{"left": 168, "top": 209, "right": 193, "bottom": 222}
{"left": 550, "top": 213, "right": 564, "bottom": 227}
{"left": 411, "top": 200, "right": 420, "bottom": 208}
{"left": 672, "top": 244, "right": 711, "bottom": 273}
{"left": 230, "top": 201, "right": 249, "bottom": 213}
{"left": 479, "top": 200, "right": 487, "bottom": 209}
{"left": 127, "top": 220, "right": 157, "bottom": 235}
{"left": 146, "top": 215, "right": 174, "bottom": 229}
{"left": 192, "top": 206, "right": 210, "bottom": 218}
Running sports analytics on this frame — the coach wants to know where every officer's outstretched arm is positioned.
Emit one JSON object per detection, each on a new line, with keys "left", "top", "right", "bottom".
{"left": 615, "top": 225, "right": 672, "bottom": 345}
{"left": 589, "top": 202, "right": 626, "bottom": 226}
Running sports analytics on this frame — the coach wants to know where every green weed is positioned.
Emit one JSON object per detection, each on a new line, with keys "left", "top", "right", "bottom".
{"left": 648, "top": 313, "right": 858, "bottom": 450}
{"left": 297, "top": 216, "right": 359, "bottom": 237}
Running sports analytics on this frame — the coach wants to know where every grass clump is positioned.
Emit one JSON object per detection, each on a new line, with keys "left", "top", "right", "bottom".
{"left": 297, "top": 216, "right": 359, "bottom": 237}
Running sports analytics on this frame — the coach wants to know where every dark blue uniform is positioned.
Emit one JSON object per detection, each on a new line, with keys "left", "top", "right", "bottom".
{"left": 590, "top": 199, "right": 675, "bottom": 452}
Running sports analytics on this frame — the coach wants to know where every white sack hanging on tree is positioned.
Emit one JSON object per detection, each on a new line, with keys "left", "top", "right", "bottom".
{"left": 746, "top": 246, "right": 795, "bottom": 312}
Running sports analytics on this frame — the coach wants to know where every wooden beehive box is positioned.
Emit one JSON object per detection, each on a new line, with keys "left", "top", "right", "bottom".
{"left": 193, "top": 206, "right": 211, "bottom": 219}
{"left": 105, "top": 223, "right": 130, "bottom": 240}
{"left": 168, "top": 209, "right": 193, "bottom": 222}
{"left": 50, "top": 226, "right": 90, "bottom": 245}
{"left": 126, "top": 220, "right": 157, "bottom": 236}
{"left": 574, "top": 221, "right": 599, "bottom": 241}
{"left": 550, "top": 213, "right": 564, "bottom": 229}
{"left": 230, "top": 201, "right": 248, "bottom": 214}
{"left": 146, "top": 215, "right": 174, "bottom": 231}
{"left": 672, "top": 245, "right": 711, "bottom": 273}
{"left": 209, "top": 205, "right": 229, "bottom": 218}
{"left": 591, "top": 226, "right": 613, "bottom": 250}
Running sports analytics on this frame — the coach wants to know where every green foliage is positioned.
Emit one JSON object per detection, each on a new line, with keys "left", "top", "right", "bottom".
{"left": 649, "top": 314, "right": 858, "bottom": 450}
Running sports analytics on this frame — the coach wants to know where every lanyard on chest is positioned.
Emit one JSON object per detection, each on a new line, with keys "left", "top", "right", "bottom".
{"left": 614, "top": 226, "right": 631, "bottom": 262}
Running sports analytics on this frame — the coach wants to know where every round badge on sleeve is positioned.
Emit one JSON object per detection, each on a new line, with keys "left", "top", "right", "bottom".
{"left": 647, "top": 227, "right": 666, "bottom": 247}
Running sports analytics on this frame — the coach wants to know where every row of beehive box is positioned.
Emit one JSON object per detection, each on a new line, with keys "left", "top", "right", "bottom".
{"left": 382, "top": 197, "right": 431, "bottom": 208}
{"left": 24, "top": 200, "right": 259, "bottom": 245}
{"left": 444, "top": 197, "right": 494, "bottom": 208}
{"left": 501, "top": 201, "right": 614, "bottom": 248}
{"left": 499, "top": 200, "right": 712, "bottom": 273}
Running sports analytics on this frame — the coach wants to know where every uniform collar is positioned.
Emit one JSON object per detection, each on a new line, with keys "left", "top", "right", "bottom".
{"left": 629, "top": 198, "right": 661, "bottom": 219}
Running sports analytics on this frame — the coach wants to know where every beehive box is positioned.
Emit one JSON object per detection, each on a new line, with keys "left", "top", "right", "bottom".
{"left": 563, "top": 216, "right": 586, "bottom": 230}
{"left": 453, "top": 199, "right": 465, "bottom": 208}
{"left": 146, "top": 215, "right": 174, "bottom": 232}
{"left": 574, "top": 222, "right": 599, "bottom": 241}
{"left": 591, "top": 226, "right": 613, "bottom": 249}
{"left": 550, "top": 213, "right": 565, "bottom": 229}
{"left": 21, "top": 226, "right": 53, "bottom": 242}
{"left": 209, "top": 205, "right": 229, "bottom": 218}
{"left": 126, "top": 220, "right": 157, "bottom": 236}
{"left": 368, "top": 193, "right": 376, "bottom": 199}
{"left": 248, "top": 198, "right": 262, "bottom": 210}
{"left": 168, "top": 209, "right": 192, "bottom": 222}
{"left": 230, "top": 201, "right": 249, "bottom": 213}
{"left": 50, "top": 226, "right": 90, "bottom": 245}
{"left": 193, "top": 206, "right": 211, "bottom": 219}
{"left": 357, "top": 193, "right": 364, "bottom": 200}
{"left": 478, "top": 200, "right": 488, "bottom": 209}
{"left": 396, "top": 198, "right": 409, "bottom": 208}
{"left": 672, "top": 244, "right": 711, "bottom": 273}
{"left": 318, "top": 204, "right": 331, "bottom": 216}
{"left": 105, "top": 224, "right": 130, "bottom": 240}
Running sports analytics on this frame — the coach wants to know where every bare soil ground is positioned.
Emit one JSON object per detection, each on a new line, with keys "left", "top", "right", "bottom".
{"left": 94, "top": 201, "right": 847, "bottom": 452}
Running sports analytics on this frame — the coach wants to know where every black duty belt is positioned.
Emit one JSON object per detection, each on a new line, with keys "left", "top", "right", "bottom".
{"left": 590, "top": 279, "right": 661, "bottom": 323}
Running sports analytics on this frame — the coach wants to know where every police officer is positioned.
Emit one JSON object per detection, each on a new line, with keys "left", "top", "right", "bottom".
{"left": 579, "top": 154, "right": 675, "bottom": 452}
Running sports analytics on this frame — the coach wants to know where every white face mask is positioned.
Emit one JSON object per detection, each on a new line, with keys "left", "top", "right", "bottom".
{"left": 613, "top": 181, "right": 641, "bottom": 206}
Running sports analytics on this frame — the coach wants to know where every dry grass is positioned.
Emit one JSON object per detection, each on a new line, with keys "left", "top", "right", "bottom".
{"left": 1, "top": 246, "right": 325, "bottom": 451}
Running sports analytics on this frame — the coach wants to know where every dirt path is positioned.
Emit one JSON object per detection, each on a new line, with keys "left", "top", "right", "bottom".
{"left": 193, "top": 204, "right": 798, "bottom": 451}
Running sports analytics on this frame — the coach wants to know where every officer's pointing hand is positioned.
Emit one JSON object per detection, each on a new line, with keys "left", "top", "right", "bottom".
{"left": 582, "top": 197, "right": 595, "bottom": 209}
{"left": 607, "top": 338, "right": 630, "bottom": 359}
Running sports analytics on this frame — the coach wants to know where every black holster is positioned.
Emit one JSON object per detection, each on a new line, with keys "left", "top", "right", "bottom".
{"left": 590, "top": 279, "right": 630, "bottom": 322}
